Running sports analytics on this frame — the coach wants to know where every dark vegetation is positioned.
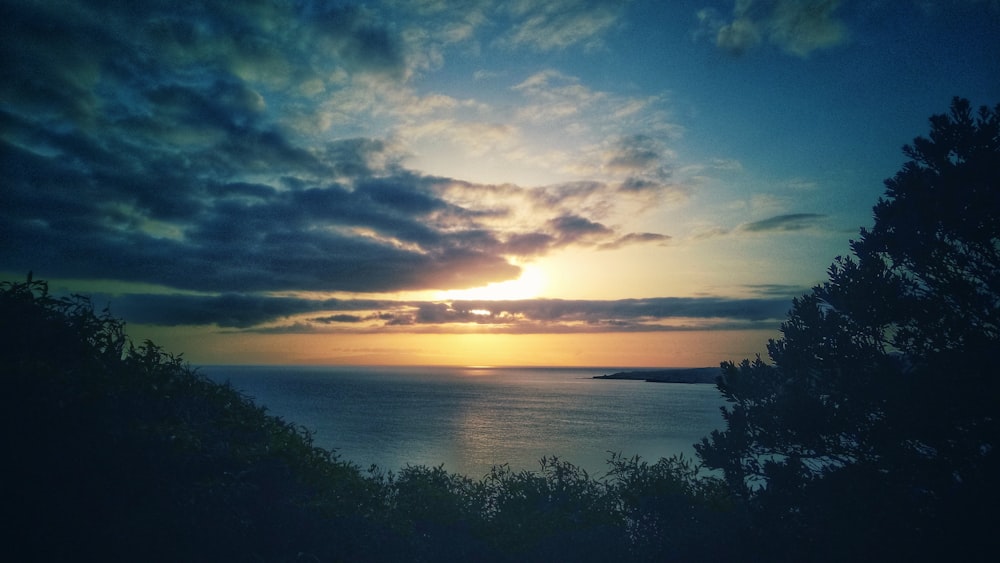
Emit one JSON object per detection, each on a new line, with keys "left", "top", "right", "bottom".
{"left": 3, "top": 98, "right": 997, "bottom": 561}
{"left": 2, "top": 276, "right": 739, "bottom": 562}
{"left": 696, "top": 97, "right": 1000, "bottom": 561}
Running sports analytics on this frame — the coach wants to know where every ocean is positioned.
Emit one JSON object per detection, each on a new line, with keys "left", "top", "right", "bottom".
{"left": 200, "top": 365, "right": 727, "bottom": 479}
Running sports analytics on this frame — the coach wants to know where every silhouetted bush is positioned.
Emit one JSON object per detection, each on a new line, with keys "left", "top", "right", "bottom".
{"left": 2, "top": 276, "right": 741, "bottom": 562}
{"left": 2, "top": 275, "right": 384, "bottom": 561}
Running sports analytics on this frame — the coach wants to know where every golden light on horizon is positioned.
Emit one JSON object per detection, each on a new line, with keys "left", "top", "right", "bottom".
{"left": 434, "top": 263, "right": 546, "bottom": 301}
{"left": 129, "top": 324, "right": 776, "bottom": 368}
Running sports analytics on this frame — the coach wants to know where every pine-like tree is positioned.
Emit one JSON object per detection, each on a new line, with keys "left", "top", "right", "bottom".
{"left": 696, "top": 98, "right": 1000, "bottom": 561}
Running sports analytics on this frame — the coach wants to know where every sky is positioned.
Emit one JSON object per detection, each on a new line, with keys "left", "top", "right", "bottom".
{"left": 2, "top": 0, "right": 997, "bottom": 367}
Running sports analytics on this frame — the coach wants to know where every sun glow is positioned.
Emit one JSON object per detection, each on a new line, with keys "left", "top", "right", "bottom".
{"left": 435, "top": 264, "right": 546, "bottom": 301}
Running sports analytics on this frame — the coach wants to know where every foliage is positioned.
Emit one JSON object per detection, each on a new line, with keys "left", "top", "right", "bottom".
{"left": 474, "top": 457, "right": 627, "bottom": 561}
{"left": 605, "top": 453, "right": 746, "bottom": 562}
{"left": 367, "top": 464, "right": 489, "bottom": 561}
{"left": 2, "top": 275, "right": 380, "bottom": 561}
{"left": 2, "top": 275, "right": 742, "bottom": 561}
{"left": 696, "top": 97, "right": 1000, "bottom": 560}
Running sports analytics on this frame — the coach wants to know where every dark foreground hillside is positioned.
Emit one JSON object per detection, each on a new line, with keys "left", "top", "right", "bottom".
{"left": 12, "top": 271, "right": 995, "bottom": 562}
{"left": 1, "top": 277, "right": 743, "bottom": 562}
{"left": 2, "top": 277, "right": 385, "bottom": 561}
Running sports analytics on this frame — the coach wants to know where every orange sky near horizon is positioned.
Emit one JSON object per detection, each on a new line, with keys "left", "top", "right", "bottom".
{"left": 131, "top": 324, "right": 778, "bottom": 368}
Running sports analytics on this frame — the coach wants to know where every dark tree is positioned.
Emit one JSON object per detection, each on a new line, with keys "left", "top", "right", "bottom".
{"left": 696, "top": 98, "right": 1000, "bottom": 561}
{"left": 2, "top": 275, "right": 748, "bottom": 562}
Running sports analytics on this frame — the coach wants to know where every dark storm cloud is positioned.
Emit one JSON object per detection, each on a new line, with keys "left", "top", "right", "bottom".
{"left": 1, "top": 1, "right": 404, "bottom": 119}
{"left": 319, "top": 138, "right": 401, "bottom": 178}
{"left": 368, "top": 295, "right": 791, "bottom": 333}
{"left": 0, "top": 1, "right": 669, "bottom": 296}
{"left": 448, "top": 297, "right": 789, "bottom": 323}
{"left": 104, "top": 293, "right": 392, "bottom": 328}
{"left": 102, "top": 291, "right": 791, "bottom": 331}
{"left": 2, "top": 132, "right": 519, "bottom": 293}
{"left": 367, "top": 295, "right": 791, "bottom": 333}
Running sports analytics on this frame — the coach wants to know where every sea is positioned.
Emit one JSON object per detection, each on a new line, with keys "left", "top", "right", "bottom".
{"left": 200, "top": 365, "right": 727, "bottom": 479}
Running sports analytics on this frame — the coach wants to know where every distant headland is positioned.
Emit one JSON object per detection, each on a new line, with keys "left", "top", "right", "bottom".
{"left": 594, "top": 367, "right": 718, "bottom": 384}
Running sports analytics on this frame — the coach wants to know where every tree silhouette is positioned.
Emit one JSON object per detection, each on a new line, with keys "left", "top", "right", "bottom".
{"left": 3, "top": 275, "right": 751, "bottom": 561}
{"left": 696, "top": 98, "right": 1000, "bottom": 560}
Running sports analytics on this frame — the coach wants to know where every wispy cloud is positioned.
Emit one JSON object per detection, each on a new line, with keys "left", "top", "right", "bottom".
{"left": 698, "top": 0, "right": 848, "bottom": 57}
{"left": 401, "top": 118, "right": 521, "bottom": 156}
{"left": 97, "top": 293, "right": 390, "bottom": 329}
{"left": 689, "top": 212, "right": 829, "bottom": 239}
{"left": 738, "top": 213, "right": 828, "bottom": 232}
{"left": 512, "top": 70, "right": 606, "bottom": 121}
{"left": 598, "top": 232, "right": 671, "bottom": 250}
{"left": 498, "top": 0, "right": 625, "bottom": 52}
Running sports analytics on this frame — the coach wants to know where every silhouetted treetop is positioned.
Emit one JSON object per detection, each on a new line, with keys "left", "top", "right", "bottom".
{"left": 857, "top": 97, "right": 1000, "bottom": 354}
{"left": 696, "top": 97, "right": 1000, "bottom": 561}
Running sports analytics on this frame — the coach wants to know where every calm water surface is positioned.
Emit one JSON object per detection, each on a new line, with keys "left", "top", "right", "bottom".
{"left": 201, "top": 365, "right": 726, "bottom": 478}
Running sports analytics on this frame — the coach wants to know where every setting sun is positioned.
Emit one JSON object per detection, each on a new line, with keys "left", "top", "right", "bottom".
{"left": 434, "top": 264, "right": 546, "bottom": 301}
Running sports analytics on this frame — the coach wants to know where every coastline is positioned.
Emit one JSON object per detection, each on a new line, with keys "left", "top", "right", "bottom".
{"left": 593, "top": 367, "right": 718, "bottom": 384}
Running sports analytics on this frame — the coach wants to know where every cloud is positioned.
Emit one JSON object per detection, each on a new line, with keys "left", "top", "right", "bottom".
{"left": 2, "top": 1, "right": 405, "bottom": 119}
{"left": 400, "top": 118, "right": 521, "bottom": 156}
{"left": 716, "top": 13, "right": 763, "bottom": 55}
{"left": 503, "top": 232, "right": 558, "bottom": 256}
{"left": 3, "top": 112, "right": 668, "bottom": 293}
{"left": 688, "top": 212, "right": 828, "bottom": 239}
{"left": 295, "top": 294, "right": 792, "bottom": 333}
{"left": 312, "top": 314, "right": 366, "bottom": 324}
{"left": 104, "top": 292, "right": 792, "bottom": 333}
{"left": 102, "top": 293, "right": 393, "bottom": 328}
{"left": 740, "top": 283, "right": 813, "bottom": 297}
{"left": 512, "top": 70, "right": 605, "bottom": 122}
{"left": 1, "top": 0, "right": 685, "bottom": 328}
{"left": 600, "top": 134, "right": 686, "bottom": 204}
{"left": 431, "top": 180, "right": 673, "bottom": 255}
{"left": 2, "top": 123, "right": 535, "bottom": 293}
{"left": 699, "top": 0, "right": 848, "bottom": 57}
{"left": 2, "top": 2, "right": 668, "bottom": 296}
{"left": 398, "top": 67, "right": 685, "bottom": 196}
{"left": 598, "top": 232, "right": 671, "bottom": 250}
{"left": 738, "top": 213, "right": 827, "bottom": 232}
{"left": 495, "top": 209, "right": 669, "bottom": 255}
{"left": 606, "top": 134, "right": 669, "bottom": 172}
{"left": 526, "top": 181, "right": 610, "bottom": 210}
{"left": 499, "top": 0, "right": 624, "bottom": 51}
{"left": 548, "top": 214, "right": 613, "bottom": 243}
